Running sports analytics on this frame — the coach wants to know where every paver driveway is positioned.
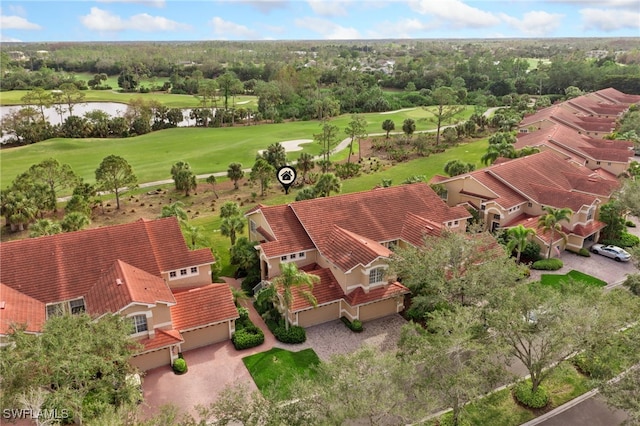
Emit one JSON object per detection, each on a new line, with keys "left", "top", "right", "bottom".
{"left": 140, "top": 285, "right": 407, "bottom": 420}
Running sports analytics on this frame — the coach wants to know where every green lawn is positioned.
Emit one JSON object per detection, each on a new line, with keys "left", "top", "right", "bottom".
{"left": 540, "top": 270, "right": 607, "bottom": 289}
{"left": 0, "top": 107, "right": 474, "bottom": 188}
{"left": 243, "top": 348, "right": 320, "bottom": 400}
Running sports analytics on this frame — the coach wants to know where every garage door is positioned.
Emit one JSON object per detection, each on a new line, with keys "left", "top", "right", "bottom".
{"left": 130, "top": 348, "right": 171, "bottom": 372}
{"left": 181, "top": 322, "right": 230, "bottom": 352}
{"left": 297, "top": 303, "right": 339, "bottom": 327}
{"left": 359, "top": 299, "right": 398, "bottom": 322}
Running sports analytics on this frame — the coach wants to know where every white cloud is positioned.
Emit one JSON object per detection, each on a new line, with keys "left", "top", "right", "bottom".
{"left": 210, "top": 17, "right": 259, "bottom": 39}
{"left": 7, "top": 5, "right": 26, "bottom": 16}
{"left": 580, "top": 8, "right": 640, "bottom": 31}
{"left": 0, "top": 13, "right": 41, "bottom": 30}
{"left": 307, "top": 0, "right": 349, "bottom": 17}
{"left": 408, "top": 0, "right": 500, "bottom": 28}
{"left": 96, "top": 0, "right": 166, "bottom": 7}
{"left": 500, "top": 11, "right": 564, "bottom": 37}
{"left": 369, "top": 18, "right": 439, "bottom": 38}
{"left": 80, "top": 7, "right": 191, "bottom": 32}
{"left": 547, "top": 0, "right": 638, "bottom": 9}
{"left": 294, "top": 17, "right": 360, "bottom": 39}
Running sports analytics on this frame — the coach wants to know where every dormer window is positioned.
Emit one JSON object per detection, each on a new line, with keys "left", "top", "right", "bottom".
{"left": 46, "top": 298, "right": 85, "bottom": 319}
{"left": 131, "top": 315, "right": 148, "bottom": 334}
{"left": 369, "top": 268, "right": 385, "bottom": 285}
{"left": 168, "top": 267, "right": 199, "bottom": 280}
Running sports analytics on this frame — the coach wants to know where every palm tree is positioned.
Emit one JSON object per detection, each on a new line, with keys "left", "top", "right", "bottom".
{"left": 506, "top": 225, "right": 536, "bottom": 263}
{"left": 314, "top": 173, "right": 341, "bottom": 197}
{"left": 227, "top": 163, "right": 244, "bottom": 190}
{"left": 481, "top": 141, "right": 516, "bottom": 165}
{"left": 220, "top": 215, "right": 245, "bottom": 245}
{"left": 271, "top": 262, "right": 319, "bottom": 330}
{"left": 516, "top": 146, "right": 540, "bottom": 158}
{"left": 160, "top": 201, "right": 188, "bottom": 222}
{"left": 230, "top": 286, "right": 250, "bottom": 308}
{"left": 296, "top": 153, "right": 315, "bottom": 184}
{"left": 537, "top": 207, "right": 572, "bottom": 259}
{"left": 29, "top": 219, "right": 62, "bottom": 238}
{"left": 61, "top": 212, "right": 90, "bottom": 232}
{"left": 206, "top": 175, "right": 219, "bottom": 198}
{"left": 181, "top": 224, "right": 208, "bottom": 249}
{"left": 220, "top": 201, "right": 241, "bottom": 219}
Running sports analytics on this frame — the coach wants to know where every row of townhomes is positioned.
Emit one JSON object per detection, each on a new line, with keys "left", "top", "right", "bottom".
{"left": 431, "top": 87, "right": 640, "bottom": 256}
{"left": 1, "top": 88, "right": 638, "bottom": 372}
{"left": 0, "top": 217, "right": 239, "bottom": 371}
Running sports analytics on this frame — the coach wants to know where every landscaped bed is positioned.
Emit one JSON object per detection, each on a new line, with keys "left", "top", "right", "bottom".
{"left": 540, "top": 270, "right": 606, "bottom": 289}
{"left": 243, "top": 348, "right": 320, "bottom": 400}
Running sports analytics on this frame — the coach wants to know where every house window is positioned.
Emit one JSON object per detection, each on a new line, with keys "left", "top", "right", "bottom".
{"left": 190, "top": 266, "right": 198, "bottom": 274}
{"left": 290, "top": 253, "right": 297, "bottom": 260}
{"left": 369, "top": 268, "right": 385, "bottom": 284}
{"left": 596, "top": 161, "right": 601, "bottom": 165}
{"left": 587, "top": 207, "right": 594, "bottom": 221}
{"left": 180, "top": 269, "right": 188, "bottom": 276}
{"left": 46, "top": 302, "right": 65, "bottom": 318}
{"left": 281, "top": 256, "right": 287, "bottom": 261}
{"left": 250, "top": 219, "right": 257, "bottom": 233}
{"left": 131, "top": 315, "right": 148, "bottom": 334}
{"left": 298, "top": 252, "right": 306, "bottom": 259}
{"left": 69, "top": 298, "right": 85, "bottom": 315}
{"left": 169, "top": 271, "right": 177, "bottom": 278}
{"left": 528, "top": 202, "right": 532, "bottom": 207}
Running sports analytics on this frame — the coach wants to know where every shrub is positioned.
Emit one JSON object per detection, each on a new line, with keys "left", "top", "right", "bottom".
{"left": 626, "top": 220, "right": 636, "bottom": 228}
{"left": 623, "top": 273, "right": 640, "bottom": 296}
{"left": 438, "top": 412, "right": 472, "bottom": 426}
{"left": 513, "top": 382, "right": 549, "bottom": 408}
{"left": 566, "top": 247, "right": 591, "bottom": 257}
{"left": 232, "top": 327, "right": 265, "bottom": 350}
{"left": 572, "top": 353, "right": 614, "bottom": 380}
{"left": 340, "top": 317, "right": 364, "bottom": 332}
{"left": 531, "top": 258, "right": 563, "bottom": 270}
{"left": 273, "top": 325, "right": 306, "bottom": 344}
{"left": 601, "top": 232, "right": 640, "bottom": 248}
{"left": 172, "top": 357, "right": 187, "bottom": 374}
{"left": 521, "top": 241, "right": 542, "bottom": 262}
{"left": 238, "top": 306, "right": 249, "bottom": 320}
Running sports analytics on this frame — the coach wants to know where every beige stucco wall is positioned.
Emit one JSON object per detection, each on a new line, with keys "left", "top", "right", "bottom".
{"left": 181, "top": 322, "right": 230, "bottom": 352}
{"left": 163, "top": 264, "right": 212, "bottom": 290}
{"left": 130, "top": 348, "right": 171, "bottom": 372}
{"left": 584, "top": 159, "right": 628, "bottom": 177}
{"left": 264, "top": 250, "right": 319, "bottom": 279}
{"left": 444, "top": 177, "right": 495, "bottom": 207}
{"left": 297, "top": 303, "right": 340, "bottom": 327}
{"left": 359, "top": 298, "right": 401, "bottom": 322}
{"left": 247, "top": 211, "right": 272, "bottom": 242}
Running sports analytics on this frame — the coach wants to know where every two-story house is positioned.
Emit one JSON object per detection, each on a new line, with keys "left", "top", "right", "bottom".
{"left": 0, "top": 217, "right": 238, "bottom": 371}
{"left": 245, "top": 183, "right": 471, "bottom": 328}
{"left": 430, "top": 151, "right": 619, "bottom": 257}
{"left": 514, "top": 123, "right": 634, "bottom": 176}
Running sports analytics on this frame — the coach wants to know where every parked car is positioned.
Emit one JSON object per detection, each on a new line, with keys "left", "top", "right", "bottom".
{"left": 590, "top": 244, "right": 631, "bottom": 262}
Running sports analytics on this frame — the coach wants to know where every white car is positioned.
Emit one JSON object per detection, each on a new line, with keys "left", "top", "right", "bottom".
{"left": 590, "top": 244, "right": 632, "bottom": 262}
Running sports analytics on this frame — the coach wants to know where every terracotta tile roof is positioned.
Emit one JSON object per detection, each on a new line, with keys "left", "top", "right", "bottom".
{"left": 171, "top": 284, "right": 238, "bottom": 331}
{"left": 502, "top": 213, "right": 539, "bottom": 229}
{"left": 515, "top": 123, "right": 633, "bottom": 164}
{"left": 254, "top": 184, "right": 469, "bottom": 263}
{"left": 400, "top": 213, "right": 443, "bottom": 246}
{"left": 0, "top": 217, "right": 213, "bottom": 305}
{"left": 566, "top": 96, "right": 627, "bottom": 116}
{"left": 591, "top": 88, "right": 640, "bottom": 105}
{"left": 485, "top": 151, "right": 614, "bottom": 210}
{"left": 344, "top": 282, "right": 410, "bottom": 306}
{"left": 471, "top": 172, "right": 528, "bottom": 208}
{"left": 85, "top": 260, "right": 176, "bottom": 317}
{"left": 252, "top": 204, "right": 315, "bottom": 258}
{"left": 572, "top": 220, "right": 607, "bottom": 237}
{"left": 520, "top": 104, "right": 616, "bottom": 134}
{"left": 285, "top": 267, "right": 345, "bottom": 312}
{"left": 324, "top": 226, "right": 392, "bottom": 271}
{"left": 289, "top": 183, "right": 470, "bottom": 256}
{"left": 0, "top": 283, "right": 45, "bottom": 335}
{"left": 137, "top": 328, "right": 183, "bottom": 353}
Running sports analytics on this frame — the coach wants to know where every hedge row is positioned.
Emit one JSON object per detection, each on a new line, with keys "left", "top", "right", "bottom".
{"left": 531, "top": 258, "right": 563, "bottom": 270}
{"left": 340, "top": 316, "right": 364, "bottom": 332}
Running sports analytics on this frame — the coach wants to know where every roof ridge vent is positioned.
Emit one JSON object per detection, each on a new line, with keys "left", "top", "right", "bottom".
{"left": 116, "top": 278, "right": 123, "bottom": 286}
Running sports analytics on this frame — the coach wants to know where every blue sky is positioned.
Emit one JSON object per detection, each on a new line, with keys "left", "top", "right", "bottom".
{"left": 1, "top": 0, "right": 639, "bottom": 42}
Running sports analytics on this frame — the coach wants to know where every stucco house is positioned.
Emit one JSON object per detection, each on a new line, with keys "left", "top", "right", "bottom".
{"left": 245, "top": 183, "right": 471, "bottom": 327}
{"left": 514, "top": 123, "right": 634, "bottom": 176}
{"left": 0, "top": 217, "right": 238, "bottom": 371}
{"left": 430, "top": 150, "right": 619, "bottom": 257}
{"left": 518, "top": 88, "right": 639, "bottom": 139}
